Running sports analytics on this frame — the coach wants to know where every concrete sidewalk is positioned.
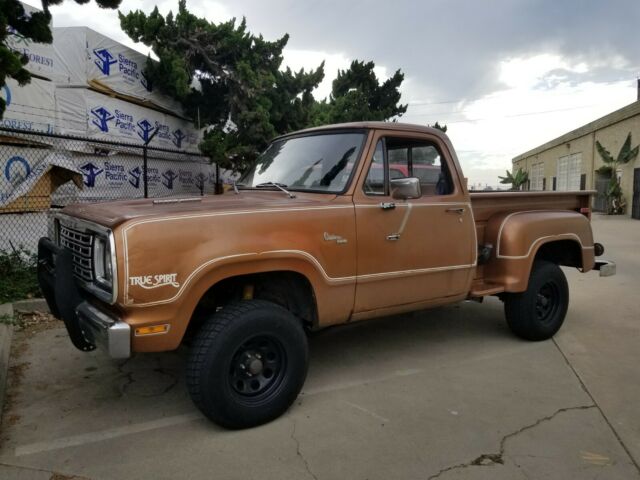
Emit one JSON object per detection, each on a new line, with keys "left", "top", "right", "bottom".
{"left": 0, "top": 215, "right": 638, "bottom": 480}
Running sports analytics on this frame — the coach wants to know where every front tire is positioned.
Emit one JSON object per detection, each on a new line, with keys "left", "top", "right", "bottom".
{"left": 187, "top": 300, "right": 308, "bottom": 429}
{"left": 504, "top": 260, "right": 569, "bottom": 341}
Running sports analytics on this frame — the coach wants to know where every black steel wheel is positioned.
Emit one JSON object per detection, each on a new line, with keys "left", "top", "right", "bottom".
{"left": 187, "top": 300, "right": 308, "bottom": 429}
{"left": 229, "top": 335, "right": 286, "bottom": 398}
{"left": 504, "top": 260, "right": 569, "bottom": 341}
{"left": 535, "top": 281, "right": 561, "bottom": 325}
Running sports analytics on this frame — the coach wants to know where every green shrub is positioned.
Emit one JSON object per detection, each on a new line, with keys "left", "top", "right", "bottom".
{"left": 0, "top": 247, "right": 40, "bottom": 304}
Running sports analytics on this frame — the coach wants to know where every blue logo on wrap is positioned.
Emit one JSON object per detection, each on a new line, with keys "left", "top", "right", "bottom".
{"left": 79, "top": 162, "right": 104, "bottom": 187}
{"left": 4, "top": 156, "right": 30, "bottom": 184}
{"left": 1, "top": 85, "right": 11, "bottom": 108}
{"left": 172, "top": 129, "right": 186, "bottom": 149}
{"left": 91, "top": 106, "right": 115, "bottom": 132}
{"left": 93, "top": 48, "right": 117, "bottom": 75}
{"left": 137, "top": 119, "right": 155, "bottom": 143}
{"left": 162, "top": 169, "right": 178, "bottom": 189}
{"left": 128, "top": 166, "right": 141, "bottom": 188}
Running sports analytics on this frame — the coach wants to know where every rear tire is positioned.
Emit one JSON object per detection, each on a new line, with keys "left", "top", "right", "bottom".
{"left": 504, "top": 260, "right": 569, "bottom": 341}
{"left": 187, "top": 300, "right": 308, "bottom": 429}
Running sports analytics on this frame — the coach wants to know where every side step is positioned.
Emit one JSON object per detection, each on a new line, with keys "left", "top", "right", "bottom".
{"left": 469, "top": 282, "right": 505, "bottom": 297}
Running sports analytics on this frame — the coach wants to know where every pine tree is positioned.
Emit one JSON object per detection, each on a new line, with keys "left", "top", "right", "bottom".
{"left": 312, "top": 60, "right": 407, "bottom": 125}
{"left": 120, "top": 1, "right": 325, "bottom": 172}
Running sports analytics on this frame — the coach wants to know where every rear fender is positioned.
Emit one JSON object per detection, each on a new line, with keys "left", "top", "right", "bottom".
{"left": 483, "top": 210, "right": 595, "bottom": 292}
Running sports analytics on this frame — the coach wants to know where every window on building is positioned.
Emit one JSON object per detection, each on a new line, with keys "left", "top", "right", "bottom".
{"left": 530, "top": 163, "right": 544, "bottom": 191}
{"left": 557, "top": 153, "right": 582, "bottom": 191}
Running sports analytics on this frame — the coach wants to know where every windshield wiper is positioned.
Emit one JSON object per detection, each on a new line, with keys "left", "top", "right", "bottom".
{"left": 255, "top": 182, "right": 296, "bottom": 198}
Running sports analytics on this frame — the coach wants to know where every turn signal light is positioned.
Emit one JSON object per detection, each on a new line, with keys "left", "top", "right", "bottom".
{"left": 135, "top": 324, "right": 170, "bottom": 336}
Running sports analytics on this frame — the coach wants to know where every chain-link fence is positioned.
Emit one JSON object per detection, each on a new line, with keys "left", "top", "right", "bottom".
{"left": 0, "top": 126, "right": 216, "bottom": 252}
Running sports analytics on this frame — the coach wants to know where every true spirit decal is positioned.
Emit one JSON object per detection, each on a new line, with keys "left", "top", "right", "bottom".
{"left": 129, "top": 273, "right": 180, "bottom": 290}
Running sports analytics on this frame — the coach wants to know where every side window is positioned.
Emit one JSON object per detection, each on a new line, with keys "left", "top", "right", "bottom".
{"left": 363, "top": 137, "right": 454, "bottom": 196}
{"left": 412, "top": 145, "right": 452, "bottom": 195}
{"left": 363, "top": 140, "right": 385, "bottom": 195}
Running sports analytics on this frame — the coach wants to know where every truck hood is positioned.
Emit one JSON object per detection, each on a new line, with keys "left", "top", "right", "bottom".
{"left": 60, "top": 191, "right": 342, "bottom": 229}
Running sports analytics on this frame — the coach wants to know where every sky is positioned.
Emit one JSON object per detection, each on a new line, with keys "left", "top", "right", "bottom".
{"left": 23, "top": 0, "right": 640, "bottom": 187}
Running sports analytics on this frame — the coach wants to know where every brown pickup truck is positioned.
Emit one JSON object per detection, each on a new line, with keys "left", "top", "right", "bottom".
{"left": 37, "top": 122, "right": 615, "bottom": 428}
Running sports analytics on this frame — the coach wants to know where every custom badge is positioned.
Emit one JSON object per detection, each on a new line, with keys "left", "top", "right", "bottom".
{"left": 129, "top": 273, "right": 180, "bottom": 289}
{"left": 323, "top": 232, "right": 348, "bottom": 244}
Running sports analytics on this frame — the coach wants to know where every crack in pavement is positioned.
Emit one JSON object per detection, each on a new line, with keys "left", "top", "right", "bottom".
{"left": 116, "top": 359, "right": 179, "bottom": 397}
{"left": 290, "top": 420, "right": 319, "bottom": 480}
{"left": 552, "top": 338, "right": 640, "bottom": 474}
{"left": 0, "top": 461, "right": 89, "bottom": 479}
{"left": 116, "top": 358, "right": 134, "bottom": 395}
{"left": 426, "top": 404, "right": 596, "bottom": 480}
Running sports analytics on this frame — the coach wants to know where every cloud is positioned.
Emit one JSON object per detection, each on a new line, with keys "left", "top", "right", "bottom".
{"left": 215, "top": 0, "right": 640, "bottom": 101}
{"left": 281, "top": 49, "right": 350, "bottom": 100}
{"left": 16, "top": 0, "right": 640, "bottom": 187}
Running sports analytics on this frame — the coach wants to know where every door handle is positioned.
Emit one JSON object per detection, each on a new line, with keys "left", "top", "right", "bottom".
{"left": 380, "top": 202, "right": 396, "bottom": 210}
{"left": 446, "top": 207, "right": 465, "bottom": 214}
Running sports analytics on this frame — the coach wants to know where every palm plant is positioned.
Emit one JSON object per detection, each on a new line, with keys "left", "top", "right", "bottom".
{"left": 595, "top": 133, "right": 639, "bottom": 214}
{"left": 498, "top": 168, "right": 529, "bottom": 190}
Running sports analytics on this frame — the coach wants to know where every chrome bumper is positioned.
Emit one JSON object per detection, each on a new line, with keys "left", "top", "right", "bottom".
{"left": 594, "top": 260, "right": 616, "bottom": 277}
{"left": 76, "top": 302, "right": 131, "bottom": 359}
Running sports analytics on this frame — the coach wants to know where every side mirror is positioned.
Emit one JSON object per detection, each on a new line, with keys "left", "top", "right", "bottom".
{"left": 390, "top": 177, "right": 422, "bottom": 200}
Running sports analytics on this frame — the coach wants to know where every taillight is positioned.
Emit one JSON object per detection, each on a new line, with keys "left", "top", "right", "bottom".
{"left": 580, "top": 207, "right": 591, "bottom": 220}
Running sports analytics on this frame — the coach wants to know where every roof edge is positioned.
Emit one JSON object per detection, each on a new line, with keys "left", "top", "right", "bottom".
{"left": 513, "top": 100, "right": 640, "bottom": 162}
{"left": 276, "top": 121, "right": 445, "bottom": 140}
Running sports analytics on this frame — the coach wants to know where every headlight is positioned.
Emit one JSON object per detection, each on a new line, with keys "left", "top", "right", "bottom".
{"left": 93, "top": 234, "right": 113, "bottom": 288}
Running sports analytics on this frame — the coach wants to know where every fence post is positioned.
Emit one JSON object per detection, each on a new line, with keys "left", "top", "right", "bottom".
{"left": 142, "top": 127, "right": 159, "bottom": 199}
{"left": 143, "top": 144, "right": 148, "bottom": 198}
{"left": 215, "top": 164, "right": 223, "bottom": 194}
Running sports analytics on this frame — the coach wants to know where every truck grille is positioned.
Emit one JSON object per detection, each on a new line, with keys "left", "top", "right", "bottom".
{"left": 59, "top": 224, "right": 94, "bottom": 282}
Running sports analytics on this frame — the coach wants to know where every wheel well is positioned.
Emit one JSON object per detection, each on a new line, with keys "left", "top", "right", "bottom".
{"left": 534, "top": 240, "right": 582, "bottom": 268}
{"left": 188, "top": 271, "right": 318, "bottom": 337}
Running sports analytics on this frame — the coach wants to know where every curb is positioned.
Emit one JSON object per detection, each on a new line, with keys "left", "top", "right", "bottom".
{"left": 12, "top": 298, "right": 49, "bottom": 313}
{"left": 0, "top": 302, "right": 14, "bottom": 416}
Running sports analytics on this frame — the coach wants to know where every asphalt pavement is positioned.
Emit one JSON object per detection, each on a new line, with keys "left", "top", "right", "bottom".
{"left": 0, "top": 214, "right": 638, "bottom": 480}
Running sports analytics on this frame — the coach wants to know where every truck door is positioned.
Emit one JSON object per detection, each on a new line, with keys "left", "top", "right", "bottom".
{"left": 353, "top": 132, "right": 476, "bottom": 313}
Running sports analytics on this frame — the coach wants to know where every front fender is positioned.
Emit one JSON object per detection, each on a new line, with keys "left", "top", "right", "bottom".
{"left": 483, "top": 210, "right": 595, "bottom": 292}
{"left": 119, "top": 251, "right": 356, "bottom": 352}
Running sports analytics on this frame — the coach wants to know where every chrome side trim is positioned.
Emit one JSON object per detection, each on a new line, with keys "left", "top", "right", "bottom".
{"left": 153, "top": 197, "right": 202, "bottom": 204}
{"left": 356, "top": 263, "right": 475, "bottom": 283}
{"left": 497, "top": 232, "right": 594, "bottom": 260}
{"left": 495, "top": 210, "right": 594, "bottom": 260}
{"left": 122, "top": 202, "right": 479, "bottom": 307}
{"left": 123, "top": 248, "right": 476, "bottom": 308}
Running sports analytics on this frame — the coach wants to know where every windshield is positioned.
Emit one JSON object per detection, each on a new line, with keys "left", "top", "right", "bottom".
{"left": 239, "top": 132, "right": 365, "bottom": 193}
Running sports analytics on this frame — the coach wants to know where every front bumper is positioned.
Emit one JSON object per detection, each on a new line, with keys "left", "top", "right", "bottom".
{"left": 38, "top": 237, "right": 131, "bottom": 359}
